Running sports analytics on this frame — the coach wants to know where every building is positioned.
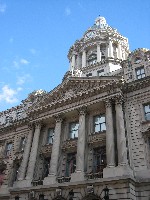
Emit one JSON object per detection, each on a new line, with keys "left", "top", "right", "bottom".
{"left": 0, "top": 16, "right": 150, "bottom": 200}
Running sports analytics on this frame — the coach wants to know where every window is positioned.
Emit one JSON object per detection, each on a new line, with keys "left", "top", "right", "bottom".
{"left": 5, "top": 143, "right": 12, "bottom": 157}
{"left": 144, "top": 104, "right": 150, "bottom": 120}
{"left": 136, "top": 66, "right": 145, "bottom": 79}
{"left": 69, "top": 122, "right": 79, "bottom": 139}
{"left": 47, "top": 128, "right": 54, "bottom": 144}
{"left": 43, "top": 157, "right": 50, "bottom": 178}
{"left": 66, "top": 153, "right": 76, "bottom": 177}
{"left": 93, "top": 147, "right": 106, "bottom": 173}
{"left": 97, "top": 69, "right": 104, "bottom": 76}
{"left": 93, "top": 115, "right": 106, "bottom": 133}
{"left": 88, "top": 54, "right": 97, "bottom": 65}
{"left": 86, "top": 73, "right": 92, "bottom": 77}
{"left": 39, "top": 194, "right": 44, "bottom": 200}
{"left": 15, "top": 196, "right": 19, "bottom": 200}
{"left": 19, "top": 137, "right": 26, "bottom": 151}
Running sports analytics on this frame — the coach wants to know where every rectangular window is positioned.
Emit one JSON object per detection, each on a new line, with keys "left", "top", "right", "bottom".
{"left": 97, "top": 69, "right": 104, "bottom": 76}
{"left": 47, "top": 128, "right": 54, "bottom": 144}
{"left": 93, "top": 114, "right": 106, "bottom": 133}
{"left": 93, "top": 147, "right": 106, "bottom": 173}
{"left": 5, "top": 143, "right": 12, "bottom": 157}
{"left": 69, "top": 122, "right": 79, "bottom": 139}
{"left": 66, "top": 153, "right": 76, "bottom": 177}
{"left": 144, "top": 104, "right": 150, "bottom": 120}
{"left": 136, "top": 66, "right": 145, "bottom": 79}
{"left": 19, "top": 137, "right": 26, "bottom": 151}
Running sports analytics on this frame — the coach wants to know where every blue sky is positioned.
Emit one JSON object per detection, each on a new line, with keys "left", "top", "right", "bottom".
{"left": 0, "top": 0, "right": 150, "bottom": 112}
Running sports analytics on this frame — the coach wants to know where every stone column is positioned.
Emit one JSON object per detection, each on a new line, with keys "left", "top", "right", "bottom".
{"left": 82, "top": 50, "right": 86, "bottom": 68}
{"left": 71, "top": 108, "right": 86, "bottom": 182}
{"left": 105, "top": 99, "right": 115, "bottom": 167}
{"left": 118, "top": 43, "right": 122, "bottom": 60}
{"left": 115, "top": 97, "right": 128, "bottom": 165}
{"left": 26, "top": 122, "right": 41, "bottom": 180}
{"left": 49, "top": 117, "right": 62, "bottom": 176}
{"left": 17, "top": 124, "right": 34, "bottom": 181}
{"left": 71, "top": 54, "right": 76, "bottom": 69}
{"left": 97, "top": 43, "right": 101, "bottom": 62}
{"left": 43, "top": 116, "right": 62, "bottom": 185}
{"left": 108, "top": 40, "right": 113, "bottom": 58}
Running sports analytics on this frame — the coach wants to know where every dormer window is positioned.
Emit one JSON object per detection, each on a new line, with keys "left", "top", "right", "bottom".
{"left": 47, "top": 128, "right": 54, "bottom": 144}
{"left": 87, "top": 54, "right": 97, "bottom": 65}
{"left": 69, "top": 122, "right": 79, "bottom": 139}
{"left": 136, "top": 66, "right": 145, "bottom": 79}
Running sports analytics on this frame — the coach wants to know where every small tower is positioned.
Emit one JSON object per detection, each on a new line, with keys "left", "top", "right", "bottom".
{"left": 67, "top": 16, "right": 130, "bottom": 78}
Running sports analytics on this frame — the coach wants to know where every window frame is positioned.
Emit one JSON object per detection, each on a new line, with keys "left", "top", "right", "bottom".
{"left": 69, "top": 122, "right": 79, "bottom": 139}
{"left": 47, "top": 128, "right": 54, "bottom": 144}
{"left": 93, "top": 114, "right": 106, "bottom": 133}
{"left": 144, "top": 104, "right": 150, "bottom": 121}
{"left": 136, "top": 66, "right": 145, "bottom": 79}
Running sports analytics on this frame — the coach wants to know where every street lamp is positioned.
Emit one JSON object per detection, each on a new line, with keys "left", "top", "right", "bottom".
{"left": 103, "top": 186, "right": 109, "bottom": 200}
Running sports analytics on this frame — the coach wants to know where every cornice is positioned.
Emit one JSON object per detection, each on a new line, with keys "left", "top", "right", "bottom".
{"left": 123, "top": 76, "right": 150, "bottom": 93}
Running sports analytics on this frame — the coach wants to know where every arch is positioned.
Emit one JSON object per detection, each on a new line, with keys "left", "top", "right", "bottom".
{"left": 82, "top": 194, "right": 102, "bottom": 200}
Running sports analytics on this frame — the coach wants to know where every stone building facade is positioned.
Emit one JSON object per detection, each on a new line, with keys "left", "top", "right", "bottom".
{"left": 0, "top": 16, "right": 150, "bottom": 200}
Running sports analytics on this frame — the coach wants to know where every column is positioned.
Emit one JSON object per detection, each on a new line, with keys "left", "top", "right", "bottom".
{"left": 26, "top": 122, "right": 41, "bottom": 180}
{"left": 71, "top": 54, "right": 76, "bottom": 69}
{"left": 49, "top": 116, "right": 62, "bottom": 176}
{"left": 97, "top": 44, "right": 101, "bottom": 62}
{"left": 82, "top": 50, "right": 86, "bottom": 68}
{"left": 115, "top": 96, "right": 128, "bottom": 165}
{"left": 105, "top": 99, "right": 115, "bottom": 167}
{"left": 118, "top": 43, "right": 122, "bottom": 60}
{"left": 108, "top": 40, "right": 113, "bottom": 58}
{"left": 76, "top": 109, "right": 86, "bottom": 172}
{"left": 17, "top": 124, "right": 34, "bottom": 180}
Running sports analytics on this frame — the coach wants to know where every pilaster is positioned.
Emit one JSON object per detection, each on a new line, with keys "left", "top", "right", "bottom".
{"left": 82, "top": 50, "right": 86, "bottom": 68}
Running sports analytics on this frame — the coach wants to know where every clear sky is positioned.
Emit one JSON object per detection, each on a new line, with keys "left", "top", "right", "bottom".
{"left": 0, "top": 0, "right": 150, "bottom": 112}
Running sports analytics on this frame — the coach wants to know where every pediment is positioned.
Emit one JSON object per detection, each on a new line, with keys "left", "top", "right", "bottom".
{"left": 27, "top": 76, "right": 121, "bottom": 114}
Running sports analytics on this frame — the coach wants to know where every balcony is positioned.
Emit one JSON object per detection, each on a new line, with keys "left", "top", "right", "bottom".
{"left": 88, "top": 131, "right": 106, "bottom": 147}
{"left": 61, "top": 138, "right": 78, "bottom": 152}
{"left": 85, "top": 171, "right": 103, "bottom": 180}
{"left": 40, "top": 144, "right": 53, "bottom": 157}
{"left": 57, "top": 176, "right": 71, "bottom": 183}
{"left": 31, "top": 179, "right": 43, "bottom": 186}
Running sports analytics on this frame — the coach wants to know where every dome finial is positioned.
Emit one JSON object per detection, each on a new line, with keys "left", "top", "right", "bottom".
{"left": 95, "top": 16, "right": 108, "bottom": 29}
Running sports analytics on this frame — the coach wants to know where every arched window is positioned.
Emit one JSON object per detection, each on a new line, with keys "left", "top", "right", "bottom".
{"left": 88, "top": 54, "right": 97, "bottom": 65}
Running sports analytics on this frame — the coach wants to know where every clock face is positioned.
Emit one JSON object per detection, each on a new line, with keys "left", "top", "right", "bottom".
{"left": 85, "top": 31, "right": 96, "bottom": 39}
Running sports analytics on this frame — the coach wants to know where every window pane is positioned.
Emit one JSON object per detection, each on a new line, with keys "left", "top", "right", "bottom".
{"left": 70, "top": 122, "right": 79, "bottom": 138}
{"left": 145, "top": 105, "right": 150, "bottom": 113}
{"left": 136, "top": 70, "right": 140, "bottom": 75}
{"left": 101, "top": 123, "right": 106, "bottom": 131}
{"left": 99, "top": 116, "right": 105, "bottom": 123}
{"left": 146, "top": 113, "right": 150, "bottom": 120}
{"left": 141, "top": 68, "right": 145, "bottom": 74}
{"left": 95, "top": 124, "right": 100, "bottom": 132}
{"left": 94, "top": 116, "right": 100, "bottom": 123}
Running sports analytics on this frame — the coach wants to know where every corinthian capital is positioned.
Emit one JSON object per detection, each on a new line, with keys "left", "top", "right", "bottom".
{"left": 105, "top": 99, "right": 112, "bottom": 108}
{"left": 115, "top": 95, "right": 124, "bottom": 105}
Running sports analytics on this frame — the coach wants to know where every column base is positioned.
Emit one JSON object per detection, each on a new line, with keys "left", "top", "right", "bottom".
{"left": 71, "top": 171, "right": 85, "bottom": 182}
{"left": 43, "top": 175, "right": 57, "bottom": 185}
{"left": 13, "top": 179, "right": 32, "bottom": 188}
{"left": 103, "top": 164, "right": 133, "bottom": 178}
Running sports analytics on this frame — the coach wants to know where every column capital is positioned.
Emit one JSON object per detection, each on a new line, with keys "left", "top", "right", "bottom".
{"left": 78, "top": 106, "right": 87, "bottom": 115}
{"left": 34, "top": 121, "right": 43, "bottom": 129}
{"left": 114, "top": 95, "right": 124, "bottom": 105}
{"left": 54, "top": 115, "right": 63, "bottom": 123}
{"left": 28, "top": 123, "right": 34, "bottom": 130}
{"left": 105, "top": 99, "right": 113, "bottom": 108}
